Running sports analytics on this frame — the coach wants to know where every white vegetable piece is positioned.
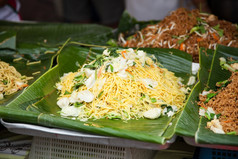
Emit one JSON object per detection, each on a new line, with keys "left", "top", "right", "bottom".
{"left": 60, "top": 72, "right": 70, "bottom": 81}
{"left": 137, "top": 50, "right": 146, "bottom": 66}
{"left": 167, "top": 111, "right": 174, "bottom": 117}
{"left": 84, "top": 68, "right": 95, "bottom": 77}
{"left": 56, "top": 83, "right": 62, "bottom": 90}
{"left": 15, "top": 81, "right": 25, "bottom": 87}
{"left": 171, "top": 105, "right": 178, "bottom": 112}
{"left": 199, "top": 108, "right": 206, "bottom": 116}
{"left": 110, "top": 57, "right": 128, "bottom": 73}
{"left": 143, "top": 108, "right": 161, "bottom": 119}
{"left": 126, "top": 59, "right": 135, "bottom": 66}
{"left": 187, "top": 76, "right": 196, "bottom": 86}
{"left": 207, "top": 107, "right": 215, "bottom": 114}
{"left": 57, "top": 97, "right": 70, "bottom": 108}
{"left": 207, "top": 119, "right": 225, "bottom": 134}
{"left": 117, "top": 70, "right": 128, "bottom": 79}
{"left": 200, "top": 90, "right": 210, "bottom": 96}
{"left": 103, "top": 49, "right": 110, "bottom": 56}
{"left": 141, "top": 78, "right": 158, "bottom": 89}
{"left": 85, "top": 71, "right": 96, "bottom": 89}
{"left": 69, "top": 91, "right": 82, "bottom": 103}
{"left": 78, "top": 90, "right": 94, "bottom": 103}
{"left": 0, "top": 93, "right": 3, "bottom": 100}
{"left": 61, "top": 106, "right": 82, "bottom": 117}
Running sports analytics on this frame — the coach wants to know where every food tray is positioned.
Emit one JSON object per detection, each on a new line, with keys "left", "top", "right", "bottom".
{"left": 1, "top": 119, "right": 176, "bottom": 150}
{"left": 29, "top": 136, "right": 157, "bottom": 159}
{"left": 183, "top": 137, "right": 238, "bottom": 151}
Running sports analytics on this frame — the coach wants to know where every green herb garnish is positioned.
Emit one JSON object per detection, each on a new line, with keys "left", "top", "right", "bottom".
{"left": 110, "top": 64, "right": 114, "bottom": 72}
{"left": 73, "top": 83, "right": 84, "bottom": 90}
{"left": 213, "top": 24, "right": 224, "bottom": 37}
{"left": 227, "top": 131, "right": 237, "bottom": 135}
{"left": 205, "top": 92, "right": 217, "bottom": 103}
{"left": 2, "top": 79, "right": 8, "bottom": 85}
{"left": 97, "top": 90, "right": 104, "bottom": 98}
{"left": 150, "top": 98, "right": 157, "bottom": 103}
{"left": 64, "top": 90, "right": 71, "bottom": 95}
{"left": 74, "top": 102, "right": 84, "bottom": 107}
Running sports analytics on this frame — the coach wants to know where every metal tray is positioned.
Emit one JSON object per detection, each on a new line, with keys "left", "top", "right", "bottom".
{"left": 183, "top": 137, "right": 238, "bottom": 151}
{"left": 1, "top": 119, "right": 176, "bottom": 150}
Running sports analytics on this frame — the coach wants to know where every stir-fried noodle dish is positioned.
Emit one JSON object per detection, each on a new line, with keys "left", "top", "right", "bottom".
{"left": 56, "top": 48, "right": 189, "bottom": 121}
{"left": 0, "top": 60, "right": 32, "bottom": 100}
{"left": 118, "top": 8, "right": 238, "bottom": 62}
{"left": 198, "top": 58, "right": 238, "bottom": 135}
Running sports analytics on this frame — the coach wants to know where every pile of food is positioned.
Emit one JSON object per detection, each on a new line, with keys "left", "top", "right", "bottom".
{"left": 118, "top": 8, "right": 238, "bottom": 62}
{"left": 198, "top": 57, "right": 238, "bottom": 135}
{"left": 56, "top": 48, "right": 188, "bottom": 121}
{"left": 0, "top": 60, "right": 32, "bottom": 100}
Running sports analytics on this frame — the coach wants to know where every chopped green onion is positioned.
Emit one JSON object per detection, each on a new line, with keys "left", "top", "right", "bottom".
{"left": 161, "top": 104, "right": 167, "bottom": 108}
{"left": 84, "top": 64, "right": 97, "bottom": 70}
{"left": 227, "top": 131, "right": 237, "bottom": 135}
{"left": 213, "top": 24, "right": 224, "bottom": 37}
{"left": 205, "top": 112, "right": 211, "bottom": 120}
{"left": 107, "top": 39, "right": 118, "bottom": 47}
{"left": 2, "top": 79, "right": 8, "bottom": 85}
{"left": 73, "top": 83, "right": 84, "bottom": 90}
{"left": 150, "top": 98, "right": 157, "bottom": 103}
{"left": 172, "top": 35, "right": 179, "bottom": 39}
{"left": 216, "top": 80, "right": 231, "bottom": 88}
{"left": 205, "top": 93, "right": 217, "bottom": 103}
{"left": 139, "top": 93, "right": 146, "bottom": 100}
{"left": 132, "top": 61, "right": 136, "bottom": 66}
{"left": 74, "top": 102, "right": 84, "bottom": 107}
{"left": 64, "top": 90, "right": 71, "bottom": 95}
{"left": 166, "top": 106, "right": 173, "bottom": 112}
{"left": 97, "top": 91, "right": 104, "bottom": 98}
{"left": 148, "top": 84, "right": 153, "bottom": 88}
{"left": 219, "top": 57, "right": 236, "bottom": 72}
{"left": 110, "top": 64, "right": 114, "bottom": 72}
{"left": 74, "top": 75, "right": 83, "bottom": 82}
{"left": 227, "top": 60, "right": 238, "bottom": 64}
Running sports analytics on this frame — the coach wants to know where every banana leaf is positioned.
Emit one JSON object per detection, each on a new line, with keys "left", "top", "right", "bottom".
{"left": 0, "top": 31, "right": 16, "bottom": 49}
{"left": 175, "top": 48, "right": 214, "bottom": 137}
{"left": 195, "top": 45, "right": 238, "bottom": 146}
{"left": 117, "top": 11, "right": 159, "bottom": 36}
{"left": 0, "top": 43, "right": 192, "bottom": 144}
{"left": 0, "top": 32, "right": 56, "bottom": 106}
{"left": 0, "top": 21, "right": 113, "bottom": 47}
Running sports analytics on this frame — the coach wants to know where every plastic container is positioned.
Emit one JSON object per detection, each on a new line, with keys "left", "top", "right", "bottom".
{"left": 194, "top": 147, "right": 238, "bottom": 159}
{"left": 29, "top": 136, "right": 156, "bottom": 159}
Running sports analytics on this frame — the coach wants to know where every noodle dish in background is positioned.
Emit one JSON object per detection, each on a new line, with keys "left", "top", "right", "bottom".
{"left": 117, "top": 8, "right": 238, "bottom": 62}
